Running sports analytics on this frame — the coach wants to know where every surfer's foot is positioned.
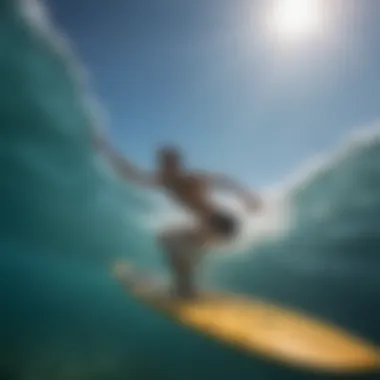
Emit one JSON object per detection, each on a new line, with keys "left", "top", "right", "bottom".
{"left": 172, "top": 286, "right": 198, "bottom": 300}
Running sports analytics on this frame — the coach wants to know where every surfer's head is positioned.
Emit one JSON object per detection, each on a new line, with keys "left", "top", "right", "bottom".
{"left": 157, "top": 146, "right": 182, "bottom": 174}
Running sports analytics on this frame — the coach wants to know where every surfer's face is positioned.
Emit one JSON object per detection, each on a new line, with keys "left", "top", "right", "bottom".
{"left": 157, "top": 147, "right": 181, "bottom": 174}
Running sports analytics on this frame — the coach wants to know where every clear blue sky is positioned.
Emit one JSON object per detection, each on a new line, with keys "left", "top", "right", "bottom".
{"left": 48, "top": 0, "right": 380, "bottom": 187}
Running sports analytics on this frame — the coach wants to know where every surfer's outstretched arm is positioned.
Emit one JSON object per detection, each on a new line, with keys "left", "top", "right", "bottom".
{"left": 106, "top": 147, "right": 157, "bottom": 187}
{"left": 202, "top": 173, "right": 262, "bottom": 212}
{"left": 94, "top": 134, "right": 157, "bottom": 188}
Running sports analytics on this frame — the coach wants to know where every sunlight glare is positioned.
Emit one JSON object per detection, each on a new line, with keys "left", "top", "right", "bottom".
{"left": 270, "top": 0, "right": 323, "bottom": 41}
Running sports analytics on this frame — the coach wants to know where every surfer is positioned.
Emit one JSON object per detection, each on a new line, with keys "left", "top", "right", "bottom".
{"left": 95, "top": 136, "right": 262, "bottom": 298}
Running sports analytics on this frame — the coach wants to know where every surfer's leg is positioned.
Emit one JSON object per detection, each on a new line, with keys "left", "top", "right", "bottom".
{"left": 159, "top": 227, "right": 215, "bottom": 299}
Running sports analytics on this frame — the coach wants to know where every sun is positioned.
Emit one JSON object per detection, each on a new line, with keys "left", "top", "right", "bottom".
{"left": 269, "top": 0, "right": 323, "bottom": 41}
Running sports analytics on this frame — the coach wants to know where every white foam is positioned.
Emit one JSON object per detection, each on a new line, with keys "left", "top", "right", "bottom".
{"left": 283, "top": 120, "right": 380, "bottom": 195}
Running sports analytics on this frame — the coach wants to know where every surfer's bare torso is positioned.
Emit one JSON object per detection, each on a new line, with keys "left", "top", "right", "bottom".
{"left": 159, "top": 172, "right": 215, "bottom": 220}
{"left": 156, "top": 168, "right": 253, "bottom": 238}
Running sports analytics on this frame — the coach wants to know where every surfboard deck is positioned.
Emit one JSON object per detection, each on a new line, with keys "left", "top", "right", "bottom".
{"left": 112, "top": 260, "right": 380, "bottom": 374}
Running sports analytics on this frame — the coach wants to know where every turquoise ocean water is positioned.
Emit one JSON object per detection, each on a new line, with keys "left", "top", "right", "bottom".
{"left": 0, "top": 1, "right": 379, "bottom": 379}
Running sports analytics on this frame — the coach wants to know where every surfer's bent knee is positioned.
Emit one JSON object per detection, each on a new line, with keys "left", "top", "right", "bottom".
{"left": 158, "top": 230, "right": 190, "bottom": 247}
{"left": 158, "top": 231, "right": 177, "bottom": 250}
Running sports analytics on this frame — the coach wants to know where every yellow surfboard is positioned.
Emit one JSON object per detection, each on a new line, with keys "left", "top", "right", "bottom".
{"left": 112, "top": 261, "right": 380, "bottom": 374}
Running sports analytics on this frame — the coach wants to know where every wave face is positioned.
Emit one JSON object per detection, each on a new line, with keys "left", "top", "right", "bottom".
{"left": 213, "top": 130, "right": 380, "bottom": 324}
{"left": 0, "top": 1, "right": 379, "bottom": 379}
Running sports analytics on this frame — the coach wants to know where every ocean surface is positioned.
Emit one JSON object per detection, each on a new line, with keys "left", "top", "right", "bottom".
{"left": 0, "top": 1, "right": 380, "bottom": 379}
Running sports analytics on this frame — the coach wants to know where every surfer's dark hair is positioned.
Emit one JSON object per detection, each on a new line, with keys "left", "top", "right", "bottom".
{"left": 157, "top": 146, "right": 181, "bottom": 162}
